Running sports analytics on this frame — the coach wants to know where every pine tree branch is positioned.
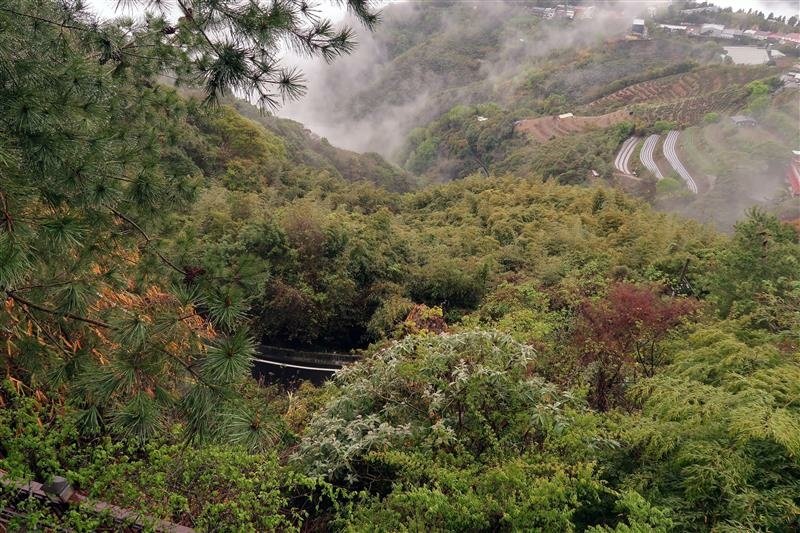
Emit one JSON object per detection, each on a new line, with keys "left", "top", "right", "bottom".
{"left": 0, "top": 6, "right": 88, "bottom": 32}
{"left": 147, "top": 312, "right": 202, "bottom": 344}
{"left": 175, "top": 0, "right": 221, "bottom": 55}
{"left": 155, "top": 345, "right": 224, "bottom": 393}
{"left": 107, "top": 207, "right": 188, "bottom": 276}
{"left": 11, "top": 278, "right": 88, "bottom": 292}
{"left": 119, "top": 49, "right": 162, "bottom": 61}
{"left": 18, "top": 303, "right": 73, "bottom": 359}
{"left": 9, "top": 290, "right": 221, "bottom": 389}
{"left": 6, "top": 291, "right": 112, "bottom": 329}
{"left": 0, "top": 191, "right": 13, "bottom": 232}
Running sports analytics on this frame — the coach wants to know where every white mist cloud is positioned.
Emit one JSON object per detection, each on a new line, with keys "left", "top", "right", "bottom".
{"left": 80, "top": 0, "right": 798, "bottom": 160}
{"left": 275, "top": 1, "right": 643, "bottom": 158}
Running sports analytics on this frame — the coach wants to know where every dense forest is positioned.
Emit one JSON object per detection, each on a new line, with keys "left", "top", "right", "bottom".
{"left": 1, "top": 0, "right": 799, "bottom": 531}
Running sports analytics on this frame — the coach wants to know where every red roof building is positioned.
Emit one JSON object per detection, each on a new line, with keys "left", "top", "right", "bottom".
{"left": 783, "top": 33, "right": 800, "bottom": 45}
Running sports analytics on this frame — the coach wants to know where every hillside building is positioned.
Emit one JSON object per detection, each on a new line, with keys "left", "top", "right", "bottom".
{"left": 700, "top": 23, "right": 725, "bottom": 35}
{"left": 783, "top": 33, "right": 800, "bottom": 45}
{"left": 530, "top": 5, "right": 585, "bottom": 20}
{"left": 681, "top": 6, "right": 720, "bottom": 14}
{"left": 631, "top": 18, "right": 646, "bottom": 36}
{"left": 724, "top": 46, "right": 770, "bottom": 65}
{"left": 529, "top": 6, "right": 554, "bottom": 19}
{"left": 730, "top": 115, "right": 757, "bottom": 127}
{"left": 769, "top": 49, "right": 786, "bottom": 60}
{"left": 720, "top": 28, "right": 745, "bottom": 40}
{"left": 685, "top": 25, "right": 800, "bottom": 47}
{"left": 554, "top": 6, "right": 575, "bottom": 19}
{"left": 658, "top": 23, "right": 688, "bottom": 33}
{"left": 780, "top": 72, "right": 800, "bottom": 88}
{"left": 574, "top": 5, "right": 596, "bottom": 20}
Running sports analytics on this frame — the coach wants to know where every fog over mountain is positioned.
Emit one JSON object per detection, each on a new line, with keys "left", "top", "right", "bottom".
{"left": 276, "top": 0, "right": 797, "bottom": 160}
{"left": 278, "top": 1, "right": 647, "bottom": 158}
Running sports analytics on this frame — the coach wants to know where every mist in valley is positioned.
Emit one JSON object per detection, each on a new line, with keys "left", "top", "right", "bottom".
{"left": 272, "top": 0, "right": 799, "bottom": 232}
{"left": 277, "top": 0, "right": 644, "bottom": 160}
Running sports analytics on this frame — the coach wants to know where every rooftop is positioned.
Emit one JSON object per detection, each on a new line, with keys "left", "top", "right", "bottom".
{"left": 730, "top": 115, "right": 757, "bottom": 125}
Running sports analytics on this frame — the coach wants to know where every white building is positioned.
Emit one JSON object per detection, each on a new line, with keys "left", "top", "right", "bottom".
{"left": 700, "top": 23, "right": 725, "bottom": 34}
{"left": 658, "top": 24, "right": 688, "bottom": 33}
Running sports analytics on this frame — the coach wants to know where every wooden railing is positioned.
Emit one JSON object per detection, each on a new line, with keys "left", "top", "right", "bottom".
{"left": 0, "top": 470, "right": 193, "bottom": 532}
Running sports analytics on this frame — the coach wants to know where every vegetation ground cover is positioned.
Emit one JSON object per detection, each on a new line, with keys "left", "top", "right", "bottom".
{"left": 1, "top": 0, "right": 799, "bottom": 531}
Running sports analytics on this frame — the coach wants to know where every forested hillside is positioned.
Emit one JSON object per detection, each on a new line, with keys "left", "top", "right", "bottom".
{"left": 2, "top": 0, "right": 800, "bottom": 531}
{"left": 395, "top": 42, "right": 782, "bottom": 187}
{"left": 287, "top": 2, "right": 725, "bottom": 159}
{"left": 284, "top": 1, "right": 799, "bottom": 232}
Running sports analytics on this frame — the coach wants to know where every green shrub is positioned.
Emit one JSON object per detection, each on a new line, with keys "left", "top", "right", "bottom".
{"left": 653, "top": 120, "right": 678, "bottom": 133}
{"left": 656, "top": 176, "right": 683, "bottom": 195}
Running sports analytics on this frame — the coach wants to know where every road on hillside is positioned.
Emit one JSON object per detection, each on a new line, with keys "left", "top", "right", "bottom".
{"left": 252, "top": 345, "right": 358, "bottom": 385}
{"left": 664, "top": 130, "right": 698, "bottom": 194}
{"left": 613, "top": 136, "right": 639, "bottom": 175}
{"left": 640, "top": 134, "right": 664, "bottom": 180}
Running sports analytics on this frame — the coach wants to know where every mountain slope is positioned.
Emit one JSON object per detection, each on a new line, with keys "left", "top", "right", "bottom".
{"left": 229, "top": 99, "right": 417, "bottom": 192}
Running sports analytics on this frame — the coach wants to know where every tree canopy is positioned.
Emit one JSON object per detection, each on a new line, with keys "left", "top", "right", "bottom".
{"left": 0, "top": 0, "right": 381, "bottom": 442}
{"left": 1, "top": 0, "right": 799, "bottom": 531}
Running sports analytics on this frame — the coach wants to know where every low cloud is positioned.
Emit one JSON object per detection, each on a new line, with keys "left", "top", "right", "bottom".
{"left": 275, "top": 2, "right": 653, "bottom": 160}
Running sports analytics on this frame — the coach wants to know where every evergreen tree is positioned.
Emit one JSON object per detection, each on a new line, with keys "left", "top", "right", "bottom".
{"left": 0, "top": 0, "right": 379, "bottom": 443}
{"left": 122, "top": 0, "right": 379, "bottom": 109}
{"left": 707, "top": 209, "right": 800, "bottom": 320}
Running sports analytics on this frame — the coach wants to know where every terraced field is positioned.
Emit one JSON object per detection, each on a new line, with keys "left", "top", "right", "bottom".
{"left": 516, "top": 83, "right": 746, "bottom": 142}
{"left": 515, "top": 108, "right": 632, "bottom": 143}
{"left": 585, "top": 65, "right": 775, "bottom": 114}
{"left": 633, "top": 86, "right": 751, "bottom": 127}
{"left": 517, "top": 72, "right": 764, "bottom": 144}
